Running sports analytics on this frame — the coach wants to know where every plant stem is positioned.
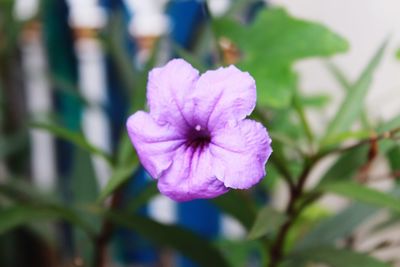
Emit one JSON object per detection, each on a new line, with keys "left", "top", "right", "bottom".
{"left": 293, "top": 94, "right": 314, "bottom": 150}
{"left": 266, "top": 126, "right": 400, "bottom": 266}
{"left": 267, "top": 159, "right": 314, "bottom": 267}
{"left": 92, "top": 189, "right": 122, "bottom": 267}
{"left": 319, "top": 127, "right": 400, "bottom": 157}
{"left": 270, "top": 155, "right": 295, "bottom": 191}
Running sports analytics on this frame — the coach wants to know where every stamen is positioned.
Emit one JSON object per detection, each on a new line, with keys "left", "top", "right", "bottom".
{"left": 195, "top": 125, "right": 201, "bottom": 131}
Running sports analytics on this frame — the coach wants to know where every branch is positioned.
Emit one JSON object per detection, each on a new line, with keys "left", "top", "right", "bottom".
{"left": 367, "top": 170, "right": 400, "bottom": 182}
{"left": 321, "top": 127, "right": 400, "bottom": 157}
{"left": 267, "top": 127, "right": 400, "bottom": 267}
{"left": 267, "top": 160, "right": 315, "bottom": 267}
{"left": 92, "top": 189, "right": 123, "bottom": 267}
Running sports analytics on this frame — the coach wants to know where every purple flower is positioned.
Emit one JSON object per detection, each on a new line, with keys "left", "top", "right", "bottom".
{"left": 126, "top": 59, "right": 272, "bottom": 201}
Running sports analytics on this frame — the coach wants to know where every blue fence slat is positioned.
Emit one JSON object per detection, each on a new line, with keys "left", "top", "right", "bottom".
{"left": 105, "top": 1, "right": 159, "bottom": 265}
{"left": 43, "top": 0, "right": 81, "bottom": 258}
{"left": 167, "top": 0, "right": 207, "bottom": 49}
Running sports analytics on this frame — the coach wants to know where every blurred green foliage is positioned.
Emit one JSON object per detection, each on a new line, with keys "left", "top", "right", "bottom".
{"left": 214, "top": 8, "right": 348, "bottom": 108}
{"left": 0, "top": 1, "right": 400, "bottom": 267}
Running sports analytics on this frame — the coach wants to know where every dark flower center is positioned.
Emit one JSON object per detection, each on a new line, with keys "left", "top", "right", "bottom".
{"left": 185, "top": 124, "right": 211, "bottom": 151}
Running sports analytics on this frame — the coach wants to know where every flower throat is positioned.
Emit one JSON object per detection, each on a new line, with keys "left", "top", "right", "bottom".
{"left": 185, "top": 124, "right": 211, "bottom": 150}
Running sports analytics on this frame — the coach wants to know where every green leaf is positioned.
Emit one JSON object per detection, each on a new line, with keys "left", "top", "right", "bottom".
{"left": 70, "top": 149, "right": 99, "bottom": 204}
{"left": 387, "top": 146, "right": 400, "bottom": 174}
{"left": 50, "top": 75, "right": 88, "bottom": 106}
{"left": 295, "top": 203, "right": 376, "bottom": 250}
{"left": 124, "top": 183, "right": 159, "bottom": 212}
{"left": 242, "top": 8, "right": 348, "bottom": 63}
{"left": 0, "top": 180, "right": 95, "bottom": 236}
{"left": 321, "top": 182, "right": 400, "bottom": 213}
{"left": 98, "top": 110, "right": 140, "bottom": 201}
{"left": 214, "top": 8, "right": 348, "bottom": 108}
{"left": 288, "top": 246, "right": 390, "bottom": 267}
{"left": 319, "top": 146, "right": 368, "bottom": 186}
{"left": 172, "top": 43, "right": 207, "bottom": 72}
{"left": 368, "top": 187, "right": 400, "bottom": 232}
{"left": 321, "top": 130, "right": 371, "bottom": 147}
{"left": 323, "top": 39, "right": 388, "bottom": 142}
{"left": 377, "top": 115, "right": 400, "bottom": 154}
{"left": 31, "top": 122, "right": 112, "bottom": 164}
{"left": 396, "top": 47, "right": 400, "bottom": 60}
{"left": 0, "top": 205, "right": 95, "bottom": 236}
{"left": 326, "top": 61, "right": 352, "bottom": 91}
{"left": 299, "top": 94, "right": 331, "bottom": 109}
{"left": 98, "top": 161, "right": 138, "bottom": 202}
{"left": 327, "top": 61, "right": 373, "bottom": 128}
{"left": 0, "top": 206, "right": 54, "bottom": 234}
{"left": 0, "top": 178, "right": 59, "bottom": 204}
{"left": 293, "top": 93, "right": 314, "bottom": 144}
{"left": 105, "top": 211, "right": 230, "bottom": 267}
{"left": 69, "top": 149, "right": 100, "bottom": 266}
{"left": 379, "top": 114, "right": 400, "bottom": 133}
{"left": 248, "top": 206, "right": 286, "bottom": 240}
{"left": 217, "top": 239, "right": 267, "bottom": 267}
{"left": 372, "top": 212, "right": 400, "bottom": 233}
{"left": 211, "top": 191, "right": 257, "bottom": 230}
{"left": 0, "top": 131, "right": 28, "bottom": 159}
{"left": 318, "top": 114, "right": 400, "bottom": 186}
{"left": 268, "top": 131, "right": 303, "bottom": 154}
{"left": 255, "top": 67, "right": 297, "bottom": 108}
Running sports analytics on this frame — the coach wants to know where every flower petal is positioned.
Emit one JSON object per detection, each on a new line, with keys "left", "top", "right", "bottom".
{"left": 157, "top": 146, "right": 229, "bottom": 201}
{"left": 147, "top": 58, "right": 199, "bottom": 129}
{"left": 186, "top": 65, "right": 256, "bottom": 130}
{"left": 210, "top": 119, "right": 272, "bottom": 189}
{"left": 126, "top": 111, "right": 186, "bottom": 179}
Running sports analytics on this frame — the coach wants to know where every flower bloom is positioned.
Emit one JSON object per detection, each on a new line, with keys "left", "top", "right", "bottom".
{"left": 126, "top": 59, "right": 272, "bottom": 201}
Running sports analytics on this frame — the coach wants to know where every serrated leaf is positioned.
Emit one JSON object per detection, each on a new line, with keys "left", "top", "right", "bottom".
{"left": 323, "top": 39, "right": 387, "bottom": 142}
{"left": 321, "top": 182, "right": 400, "bottom": 213}
{"left": 214, "top": 8, "right": 348, "bottom": 108}
{"left": 288, "top": 246, "right": 390, "bottom": 267}
{"left": 248, "top": 206, "right": 286, "bottom": 240}
{"left": 105, "top": 211, "right": 230, "bottom": 267}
